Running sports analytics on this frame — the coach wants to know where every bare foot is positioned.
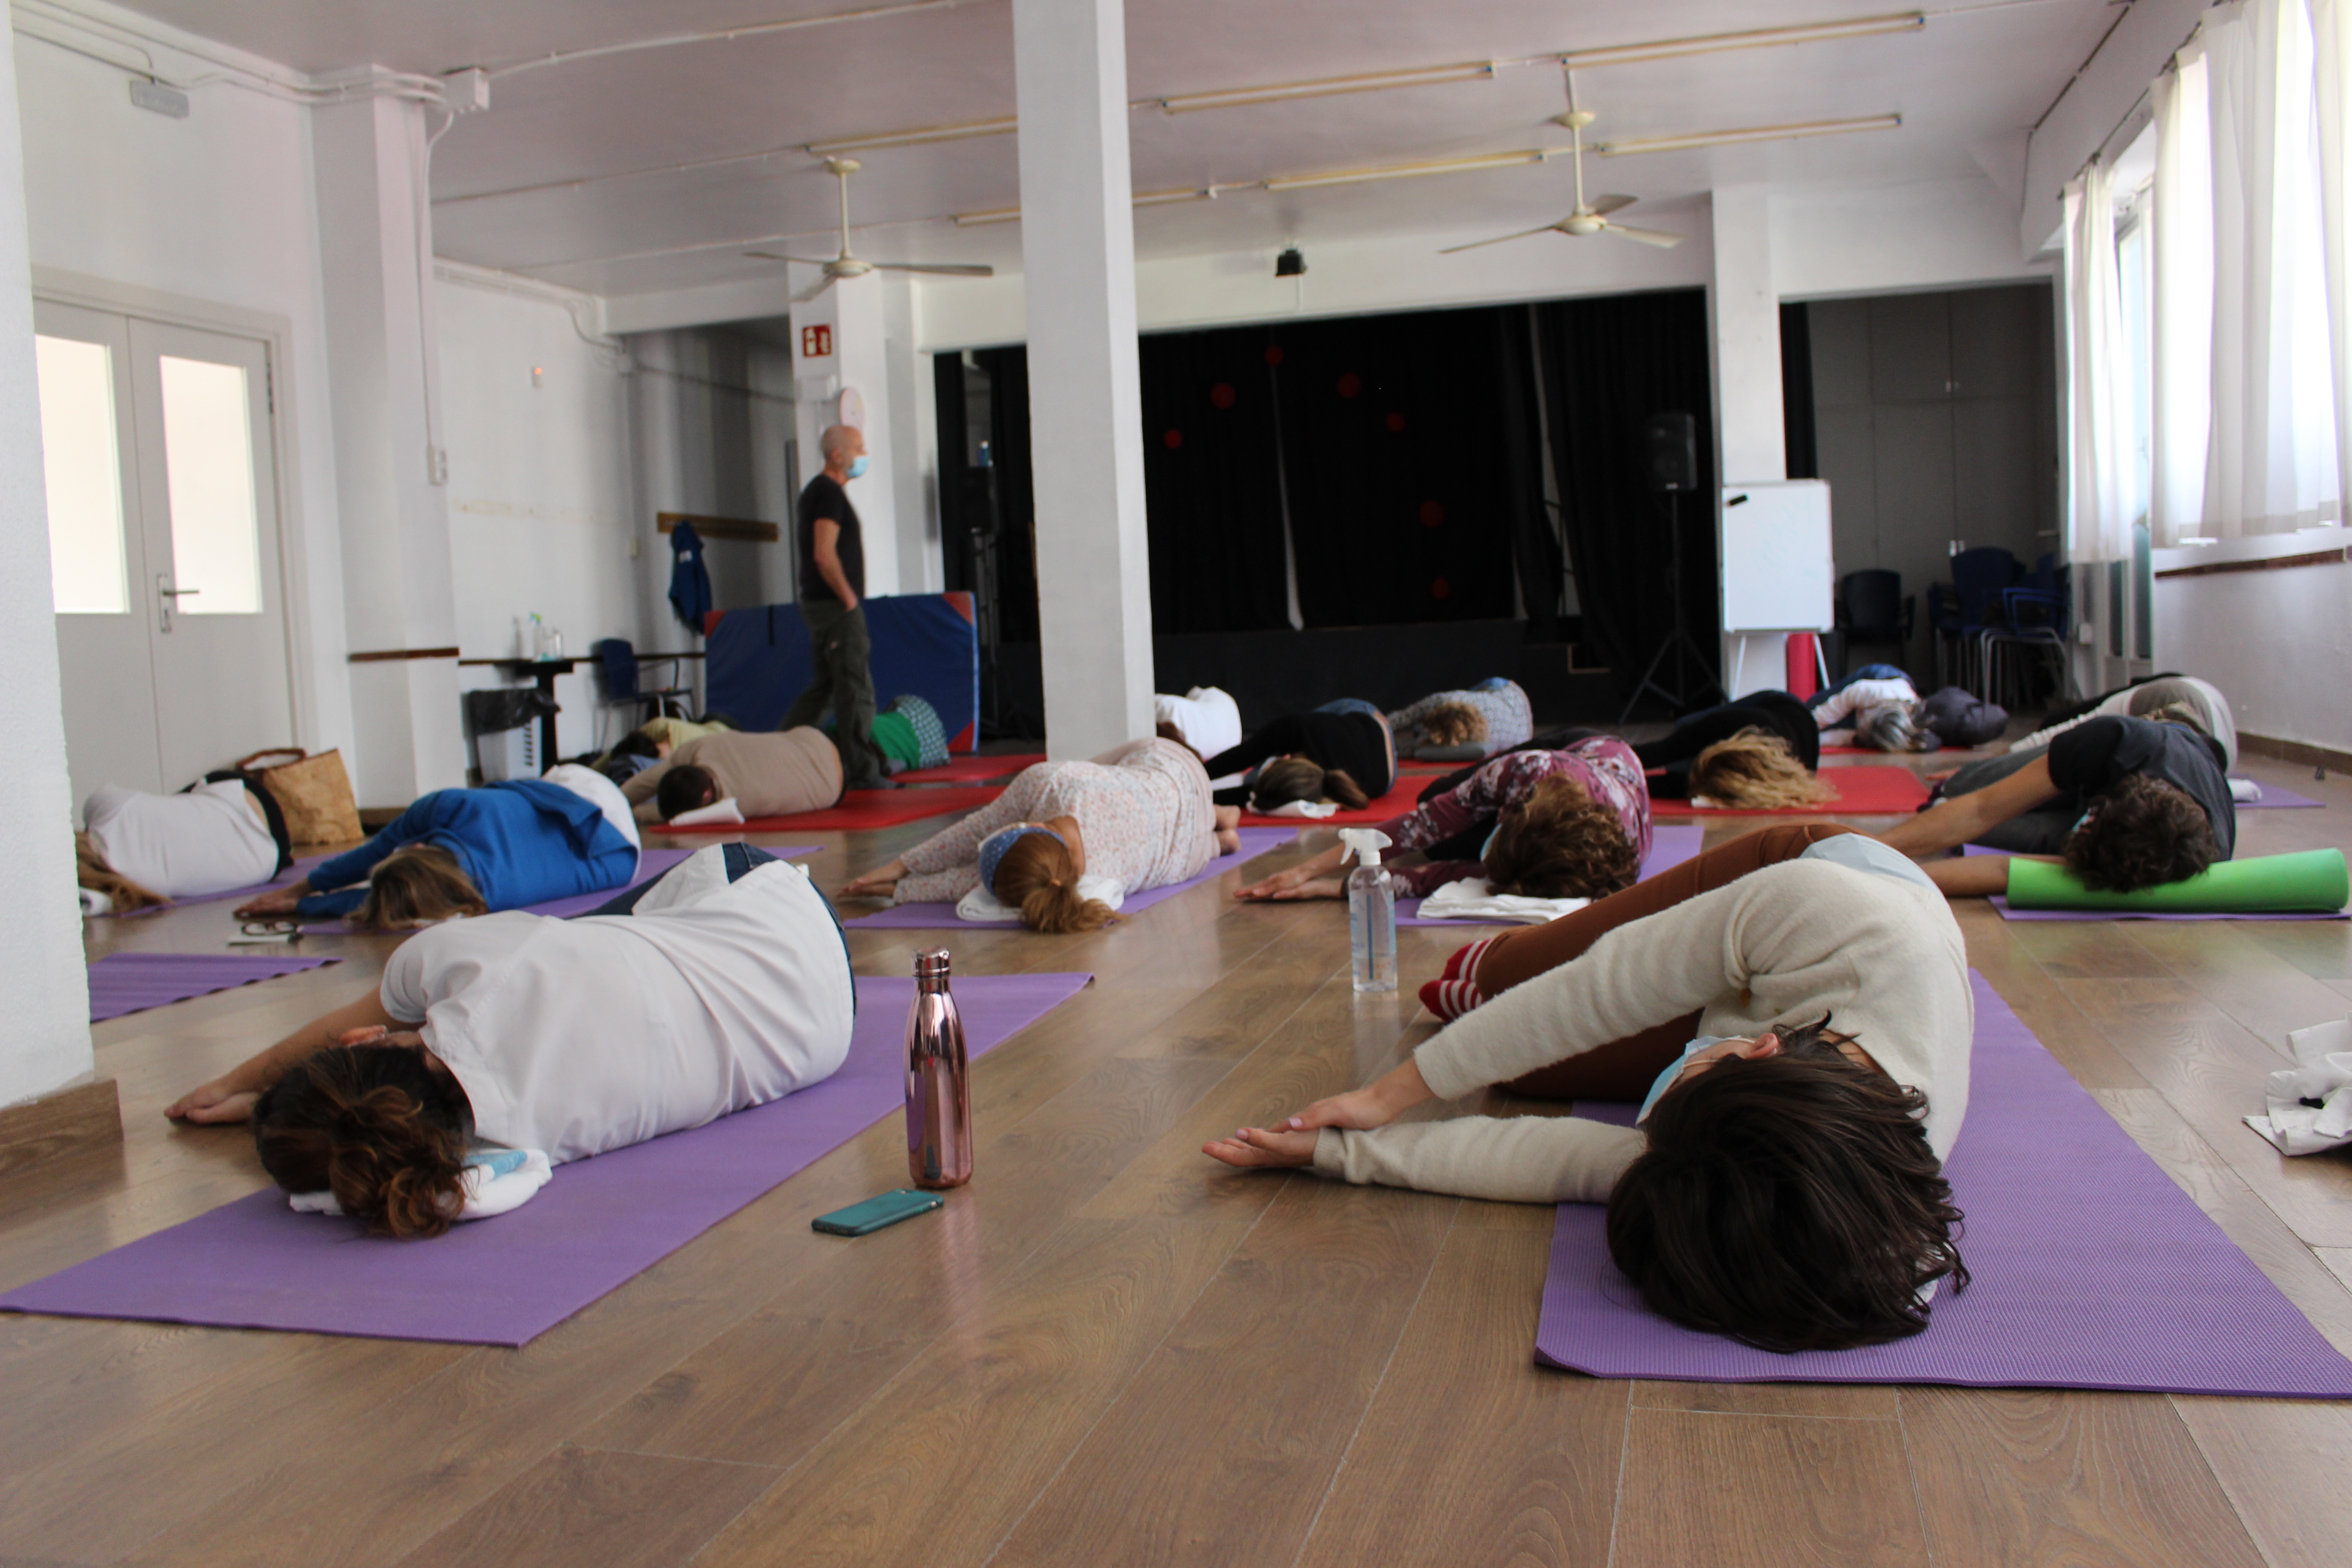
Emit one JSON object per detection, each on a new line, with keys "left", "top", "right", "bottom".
{"left": 1215, "top": 826, "right": 1240, "bottom": 855}
{"left": 1202, "top": 1125, "right": 1318, "bottom": 1169}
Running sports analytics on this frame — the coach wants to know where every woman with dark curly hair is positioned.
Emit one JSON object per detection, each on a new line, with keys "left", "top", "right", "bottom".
{"left": 1880, "top": 713, "right": 2232, "bottom": 896}
{"left": 166, "top": 844, "right": 855, "bottom": 1238}
{"left": 1235, "top": 735, "right": 1649, "bottom": 903}
{"left": 1207, "top": 823, "right": 1974, "bottom": 1353}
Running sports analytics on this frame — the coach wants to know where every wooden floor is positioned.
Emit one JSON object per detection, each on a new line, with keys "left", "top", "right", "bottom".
{"left": 13, "top": 742, "right": 2352, "bottom": 1567}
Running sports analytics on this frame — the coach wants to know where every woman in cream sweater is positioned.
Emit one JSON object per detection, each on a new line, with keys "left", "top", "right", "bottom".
{"left": 1205, "top": 824, "right": 1975, "bottom": 1352}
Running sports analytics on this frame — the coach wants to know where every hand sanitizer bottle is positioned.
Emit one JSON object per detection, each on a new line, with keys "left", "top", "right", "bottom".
{"left": 1338, "top": 828, "right": 1396, "bottom": 994}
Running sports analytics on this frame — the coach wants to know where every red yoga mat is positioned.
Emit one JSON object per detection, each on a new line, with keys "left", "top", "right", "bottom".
{"left": 893, "top": 753, "right": 1044, "bottom": 784}
{"left": 1238, "top": 774, "right": 1429, "bottom": 827}
{"left": 659, "top": 785, "right": 1004, "bottom": 833}
{"left": 1648, "top": 764, "right": 1928, "bottom": 816}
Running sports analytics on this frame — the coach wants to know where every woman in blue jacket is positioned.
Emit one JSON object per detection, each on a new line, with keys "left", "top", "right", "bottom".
{"left": 236, "top": 764, "right": 640, "bottom": 930}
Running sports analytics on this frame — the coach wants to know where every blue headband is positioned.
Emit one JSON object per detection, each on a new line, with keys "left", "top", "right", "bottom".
{"left": 978, "top": 824, "right": 1064, "bottom": 892}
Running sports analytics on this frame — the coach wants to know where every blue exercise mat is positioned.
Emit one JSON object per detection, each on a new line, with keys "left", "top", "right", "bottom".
{"left": 704, "top": 594, "right": 980, "bottom": 751}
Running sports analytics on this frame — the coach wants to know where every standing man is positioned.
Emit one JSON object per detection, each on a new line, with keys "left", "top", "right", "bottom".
{"left": 783, "top": 424, "right": 893, "bottom": 789}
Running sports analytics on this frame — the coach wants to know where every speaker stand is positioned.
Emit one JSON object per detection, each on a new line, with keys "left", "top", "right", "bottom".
{"left": 1617, "top": 490, "right": 1725, "bottom": 726}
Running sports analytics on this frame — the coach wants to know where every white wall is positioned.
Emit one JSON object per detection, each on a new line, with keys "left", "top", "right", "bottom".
{"left": 436, "top": 269, "right": 643, "bottom": 760}
{"left": 1774, "top": 176, "right": 2056, "bottom": 300}
{"left": 0, "top": 18, "right": 94, "bottom": 1107}
{"left": 2156, "top": 530, "right": 2352, "bottom": 753}
{"left": 15, "top": 26, "right": 353, "bottom": 773}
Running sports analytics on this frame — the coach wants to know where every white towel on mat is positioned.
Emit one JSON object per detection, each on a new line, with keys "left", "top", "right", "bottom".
{"left": 2246, "top": 1017, "right": 2352, "bottom": 1155}
{"left": 289, "top": 1147, "right": 554, "bottom": 1222}
{"left": 1415, "top": 877, "right": 1590, "bottom": 925}
{"left": 956, "top": 873, "right": 1126, "bottom": 924}
{"left": 667, "top": 796, "right": 746, "bottom": 827}
{"left": 1255, "top": 799, "right": 1338, "bottom": 819}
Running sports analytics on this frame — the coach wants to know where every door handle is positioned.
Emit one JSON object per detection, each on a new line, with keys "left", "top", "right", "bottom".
{"left": 156, "top": 575, "right": 197, "bottom": 633}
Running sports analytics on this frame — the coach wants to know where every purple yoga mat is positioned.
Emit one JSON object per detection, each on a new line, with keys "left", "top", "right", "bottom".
{"left": 88, "top": 953, "right": 343, "bottom": 1022}
{"left": 846, "top": 826, "right": 1296, "bottom": 928}
{"left": 1956, "top": 844, "right": 2348, "bottom": 921}
{"left": 1989, "top": 897, "right": 2347, "bottom": 923}
{"left": 1396, "top": 825, "right": 1706, "bottom": 926}
{"left": 1534, "top": 972, "right": 2352, "bottom": 1395}
{"left": 2234, "top": 779, "right": 2324, "bottom": 808}
{"left": 3, "top": 971, "right": 1091, "bottom": 1345}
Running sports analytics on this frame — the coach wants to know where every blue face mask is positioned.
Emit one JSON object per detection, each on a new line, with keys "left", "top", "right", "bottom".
{"left": 845, "top": 455, "right": 870, "bottom": 479}
{"left": 1637, "top": 1037, "right": 1732, "bottom": 1124}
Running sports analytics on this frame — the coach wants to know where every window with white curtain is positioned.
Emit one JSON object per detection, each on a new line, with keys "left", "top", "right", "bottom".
{"left": 2117, "top": 191, "right": 2155, "bottom": 534}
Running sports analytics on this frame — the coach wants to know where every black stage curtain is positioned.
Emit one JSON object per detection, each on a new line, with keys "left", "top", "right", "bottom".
{"left": 1267, "top": 307, "right": 1523, "bottom": 626}
{"left": 1780, "top": 300, "right": 1819, "bottom": 480}
{"left": 1138, "top": 327, "right": 1292, "bottom": 632}
{"left": 1532, "top": 288, "right": 1719, "bottom": 678}
{"left": 970, "top": 345, "right": 1040, "bottom": 642}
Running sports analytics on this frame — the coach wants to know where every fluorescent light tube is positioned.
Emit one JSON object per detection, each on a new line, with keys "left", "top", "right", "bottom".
{"left": 1597, "top": 115, "right": 1901, "bottom": 156}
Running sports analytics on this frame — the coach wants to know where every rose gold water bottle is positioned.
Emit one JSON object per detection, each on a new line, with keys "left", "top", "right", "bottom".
{"left": 905, "top": 949, "right": 972, "bottom": 1189}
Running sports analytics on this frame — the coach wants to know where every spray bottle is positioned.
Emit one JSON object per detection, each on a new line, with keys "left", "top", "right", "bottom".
{"left": 1337, "top": 828, "right": 1396, "bottom": 994}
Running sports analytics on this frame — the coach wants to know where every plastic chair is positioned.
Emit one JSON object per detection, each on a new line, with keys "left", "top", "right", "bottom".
{"left": 1928, "top": 547, "right": 2021, "bottom": 691}
{"left": 1834, "top": 570, "right": 1914, "bottom": 676}
{"left": 592, "top": 638, "right": 693, "bottom": 750}
{"left": 1980, "top": 555, "right": 2071, "bottom": 709}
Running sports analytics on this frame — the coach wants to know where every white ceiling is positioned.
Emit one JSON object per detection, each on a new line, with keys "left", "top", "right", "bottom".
{"left": 116, "top": 0, "right": 2117, "bottom": 299}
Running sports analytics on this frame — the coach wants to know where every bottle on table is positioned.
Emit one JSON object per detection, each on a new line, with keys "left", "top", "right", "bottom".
{"left": 1338, "top": 828, "right": 1396, "bottom": 994}
{"left": 905, "top": 948, "right": 973, "bottom": 1189}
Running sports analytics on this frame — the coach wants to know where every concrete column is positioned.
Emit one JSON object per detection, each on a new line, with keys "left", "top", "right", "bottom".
{"left": 313, "top": 95, "right": 466, "bottom": 804}
{"left": 1013, "top": 0, "right": 1154, "bottom": 758}
{"left": 792, "top": 270, "right": 902, "bottom": 594}
{"left": 0, "top": 17, "right": 93, "bottom": 1101}
{"left": 1708, "top": 186, "right": 1793, "bottom": 696}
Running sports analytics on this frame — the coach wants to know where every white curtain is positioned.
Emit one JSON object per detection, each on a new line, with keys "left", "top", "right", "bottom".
{"left": 2314, "top": 0, "right": 2352, "bottom": 509}
{"left": 2066, "top": 164, "right": 2136, "bottom": 562}
{"left": 2202, "top": 0, "right": 2342, "bottom": 536}
{"left": 2151, "top": 48, "right": 2216, "bottom": 545}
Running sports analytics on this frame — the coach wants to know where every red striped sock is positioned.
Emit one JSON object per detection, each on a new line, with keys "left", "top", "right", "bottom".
{"left": 1418, "top": 936, "right": 1500, "bottom": 1022}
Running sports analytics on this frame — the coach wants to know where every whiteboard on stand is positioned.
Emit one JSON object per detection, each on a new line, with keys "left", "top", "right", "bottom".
{"left": 1719, "top": 480, "right": 1833, "bottom": 633}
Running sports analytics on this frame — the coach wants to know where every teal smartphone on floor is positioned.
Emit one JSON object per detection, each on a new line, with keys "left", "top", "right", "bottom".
{"left": 812, "top": 1189, "right": 943, "bottom": 1237}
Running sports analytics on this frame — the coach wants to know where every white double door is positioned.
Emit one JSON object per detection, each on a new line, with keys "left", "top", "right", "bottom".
{"left": 36, "top": 300, "right": 293, "bottom": 806}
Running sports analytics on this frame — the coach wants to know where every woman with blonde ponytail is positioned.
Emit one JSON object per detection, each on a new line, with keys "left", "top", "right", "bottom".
{"left": 841, "top": 737, "right": 1239, "bottom": 932}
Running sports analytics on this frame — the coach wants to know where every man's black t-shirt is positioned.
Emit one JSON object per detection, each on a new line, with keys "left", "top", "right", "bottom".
{"left": 796, "top": 474, "right": 864, "bottom": 604}
{"left": 2045, "top": 715, "right": 2234, "bottom": 858}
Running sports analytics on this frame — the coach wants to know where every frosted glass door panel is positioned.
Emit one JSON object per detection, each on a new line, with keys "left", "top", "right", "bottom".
{"left": 157, "top": 355, "right": 261, "bottom": 615}
{"left": 36, "top": 300, "right": 162, "bottom": 800}
{"left": 36, "top": 334, "right": 130, "bottom": 614}
{"left": 127, "top": 318, "right": 291, "bottom": 789}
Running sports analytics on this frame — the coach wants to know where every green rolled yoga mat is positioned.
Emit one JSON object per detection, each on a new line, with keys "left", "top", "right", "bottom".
{"left": 2006, "top": 848, "right": 2350, "bottom": 913}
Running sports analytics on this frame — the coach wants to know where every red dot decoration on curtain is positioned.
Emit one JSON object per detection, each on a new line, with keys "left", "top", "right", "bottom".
{"left": 1209, "top": 382, "right": 1237, "bottom": 409}
{"left": 1163, "top": 429, "right": 1184, "bottom": 449}
{"left": 1430, "top": 577, "right": 1452, "bottom": 600}
{"left": 1264, "top": 344, "right": 1285, "bottom": 366}
{"left": 1336, "top": 372, "right": 1362, "bottom": 398}
{"left": 1419, "top": 501, "right": 1445, "bottom": 527}
{"left": 1385, "top": 412, "right": 1406, "bottom": 432}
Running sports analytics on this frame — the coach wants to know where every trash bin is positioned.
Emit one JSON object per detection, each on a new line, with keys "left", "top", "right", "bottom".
{"left": 467, "top": 688, "right": 557, "bottom": 781}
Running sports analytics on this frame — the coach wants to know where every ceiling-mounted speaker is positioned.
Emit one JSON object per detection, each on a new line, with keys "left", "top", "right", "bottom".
{"left": 1643, "top": 412, "right": 1698, "bottom": 493}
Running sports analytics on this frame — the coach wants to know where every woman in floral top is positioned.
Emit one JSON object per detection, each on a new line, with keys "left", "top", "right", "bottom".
{"left": 1237, "top": 735, "right": 1651, "bottom": 903}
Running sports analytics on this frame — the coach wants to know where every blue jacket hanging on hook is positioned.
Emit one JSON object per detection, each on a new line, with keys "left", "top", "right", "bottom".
{"left": 667, "top": 519, "right": 713, "bottom": 631}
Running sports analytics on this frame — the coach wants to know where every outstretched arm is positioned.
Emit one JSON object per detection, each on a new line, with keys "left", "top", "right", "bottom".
{"left": 1877, "top": 754, "right": 2059, "bottom": 858}
{"left": 166, "top": 988, "right": 408, "bottom": 1123}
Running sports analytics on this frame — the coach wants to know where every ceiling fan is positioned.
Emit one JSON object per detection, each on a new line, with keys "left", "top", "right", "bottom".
{"left": 1440, "top": 73, "right": 1686, "bottom": 255}
{"left": 748, "top": 157, "right": 995, "bottom": 303}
